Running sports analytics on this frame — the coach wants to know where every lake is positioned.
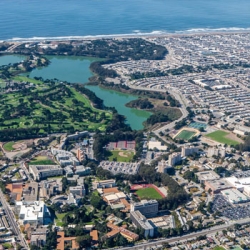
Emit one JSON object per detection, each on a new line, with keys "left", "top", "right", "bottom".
{"left": 0, "top": 55, "right": 26, "bottom": 66}
{"left": 0, "top": 54, "right": 151, "bottom": 130}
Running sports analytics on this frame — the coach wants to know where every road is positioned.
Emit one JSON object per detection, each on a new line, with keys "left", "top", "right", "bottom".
{"left": 0, "top": 190, "right": 28, "bottom": 249}
{"left": 118, "top": 217, "right": 250, "bottom": 250}
{"left": 127, "top": 84, "right": 189, "bottom": 143}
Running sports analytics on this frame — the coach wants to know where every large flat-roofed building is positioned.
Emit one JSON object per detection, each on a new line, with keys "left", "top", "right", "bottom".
{"left": 131, "top": 200, "right": 158, "bottom": 217}
{"left": 221, "top": 189, "right": 249, "bottom": 204}
{"left": 205, "top": 179, "right": 233, "bottom": 194}
{"left": 69, "top": 185, "right": 86, "bottom": 197}
{"left": 130, "top": 210, "right": 155, "bottom": 237}
{"left": 29, "top": 165, "right": 63, "bottom": 181}
{"left": 15, "top": 201, "right": 50, "bottom": 225}
{"left": 22, "top": 182, "right": 39, "bottom": 203}
{"left": 93, "top": 179, "right": 116, "bottom": 189}
{"left": 196, "top": 171, "right": 220, "bottom": 183}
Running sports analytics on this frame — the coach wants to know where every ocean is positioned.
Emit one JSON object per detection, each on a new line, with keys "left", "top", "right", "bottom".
{"left": 0, "top": 0, "right": 250, "bottom": 41}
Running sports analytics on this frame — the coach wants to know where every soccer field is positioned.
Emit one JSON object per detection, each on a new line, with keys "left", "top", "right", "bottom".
{"left": 175, "top": 130, "right": 196, "bottom": 140}
{"left": 206, "top": 130, "right": 239, "bottom": 146}
{"left": 136, "top": 187, "right": 163, "bottom": 200}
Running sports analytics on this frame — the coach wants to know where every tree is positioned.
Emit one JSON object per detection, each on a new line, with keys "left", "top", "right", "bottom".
{"left": 76, "top": 235, "right": 92, "bottom": 248}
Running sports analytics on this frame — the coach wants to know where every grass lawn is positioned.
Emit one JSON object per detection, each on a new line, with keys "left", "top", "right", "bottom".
{"left": 175, "top": 130, "right": 196, "bottom": 140}
{"left": 55, "top": 212, "right": 67, "bottom": 226}
{"left": 206, "top": 130, "right": 239, "bottom": 146}
{"left": 29, "top": 155, "right": 56, "bottom": 165}
{"left": 213, "top": 247, "right": 226, "bottom": 250}
{"left": 136, "top": 187, "right": 162, "bottom": 200}
{"left": 3, "top": 141, "right": 15, "bottom": 151}
{"left": 108, "top": 150, "right": 134, "bottom": 162}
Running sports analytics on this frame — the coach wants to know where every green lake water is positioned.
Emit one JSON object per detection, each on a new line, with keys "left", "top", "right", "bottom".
{"left": 27, "top": 55, "right": 98, "bottom": 83}
{"left": 86, "top": 85, "right": 151, "bottom": 130}
{"left": 0, "top": 54, "right": 26, "bottom": 66}
{"left": 1, "top": 54, "right": 151, "bottom": 130}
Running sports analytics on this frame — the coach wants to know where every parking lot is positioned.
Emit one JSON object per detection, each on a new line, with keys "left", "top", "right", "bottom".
{"left": 213, "top": 195, "right": 250, "bottom": 220}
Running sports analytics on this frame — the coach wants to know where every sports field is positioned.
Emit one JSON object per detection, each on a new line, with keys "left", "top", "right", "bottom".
{"left": 206, "top": 130, "right": 239, "bottom": 146}
{"left": 3, "top": 141, "right": 15, "bottom": 151}
{"left": 136, "top": 187, "right": 162, "bottom": 200}
{"left": 29, "top": 155, "right": 56, "bottom": 165}
{"left": 175, "top": 130, "right": 196, "bottom": 140}
{"left": 108, "top": 150, "right": 134, "bottom": 162}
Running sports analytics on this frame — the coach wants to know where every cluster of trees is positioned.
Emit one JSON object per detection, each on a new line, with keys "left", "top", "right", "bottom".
{"left": 182, "top": 169, "right": 199, "bottom": 183}
{"left": 166, "top": 95, "right": 180, "bottom": 107}
{"left": 126, "top": 98, "right": 154, "bottom": 109}
{"left": 145, "top": 112, "right": 169, "bottom": 126}
{"left": 235, "top": 134, "right": 250, "bottom": 151}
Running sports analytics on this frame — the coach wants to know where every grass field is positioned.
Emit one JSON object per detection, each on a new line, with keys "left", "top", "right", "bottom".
{"left": 108, "top": 150, "right": 134, "bottom": 162}
{"left": 0, "top": 82, "right": 112, "bottom": 135}
{"left": 213, "top": 247, "right": 225, "bottom": 250}
{"left": 3, "top": 141, "right": 15, "bottom": 151}
{"left": 29, "top": 155, "right": 56, "bottom": 165}
{"left": 136, "top": 187, "right": 162, "bottom": 200}
{"left": 175, "top": 130, "right": 196, "bottom": 140}
{"left": 206, "top": 130, "right": 239, "bottom": 146}
{"left": 55, "top": 212, "right": 67, "bottom": 226}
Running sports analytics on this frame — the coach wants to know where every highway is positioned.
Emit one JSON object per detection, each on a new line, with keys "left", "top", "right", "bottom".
{"left": 119, "top": 217, "right": 250, "bottom": 250}
{"left": 0, "top": 190, "right": 28, "bottom": 249}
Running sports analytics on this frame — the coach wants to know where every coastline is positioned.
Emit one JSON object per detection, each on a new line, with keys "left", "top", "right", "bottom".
{"left": 1, "top": 29, "right": 250, "bottom": 43}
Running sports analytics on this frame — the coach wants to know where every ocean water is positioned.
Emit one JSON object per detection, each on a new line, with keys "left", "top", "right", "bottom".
{"left": 0, "top": 0, "right": 250, "bottom": 41}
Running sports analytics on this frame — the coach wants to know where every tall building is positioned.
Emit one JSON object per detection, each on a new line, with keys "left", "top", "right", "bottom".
{"left": 130, "top": 211, "right": 155, "bottom": 237}
{"left": 207, "top": 147, "right": 226, "bottom": 158}
{"left": 181, "top": 145, "right": 199, "bottom": 157}
{"left": 130, "top": 200, "right": 158, "bottom": 217}
{"left": 157, "top": 160, "right": 172, "bottom": 173}
{"left": 168, "top": 153, "right": 182, "bottom": 167}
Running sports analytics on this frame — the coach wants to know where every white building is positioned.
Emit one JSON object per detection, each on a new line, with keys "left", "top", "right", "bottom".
{"left": 181, "top": 145, "right": 199, "bottom": 157}
{"left": 15, "top": 201, "right": 50, "bottom": 225}
{"left": 221, "top": 189, "right": 249, "bottom": 204}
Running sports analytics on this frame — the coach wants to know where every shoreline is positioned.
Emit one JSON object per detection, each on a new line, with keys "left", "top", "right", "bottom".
{"left": 1, "top": 30, "right": 250, "bottom": 43}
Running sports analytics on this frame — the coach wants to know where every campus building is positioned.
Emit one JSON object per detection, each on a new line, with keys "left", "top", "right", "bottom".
{"left": 29, "top": 165, "right": 63, "bottom": 181}
{"left": 130, "top": 210, "right": 155, "bottom": 237}
{"left": 181, "top": 145, "right": 199, "bottom": 157}
{"left": 69, "top": 185, "right": 86, "bottom": 197}
{"left": 168, "top": 153, "right": 182, "bottom": 167}
{"left": 131, "top": 200, "right": 158, "bottom": 217}
{"left": 207, "top": 147, "right": 226, "bottom": 158}
{"left": 15, "top": 201, "right": 50, "bottom": 225}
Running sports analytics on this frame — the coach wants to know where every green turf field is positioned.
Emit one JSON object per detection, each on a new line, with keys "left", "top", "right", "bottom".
{"left": 206, "top": 130, "right": 239, "bottom": 146}
{"left": 108, "top": 150, "right": 134, "bottom": 162}
{"left": 136, "top": 187, "right": 162, "bottom": 200}
{"left": 3, "top": 141, "right": 15, "bottom": 151}
{"left": 175, "top": 130, "right": 196, "bottom": 140}
{"left": 29, "top": 155, "right": 56, "bottom": 165}
{"left": 213, "top": 247, "right": 225, "bottom": 250}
